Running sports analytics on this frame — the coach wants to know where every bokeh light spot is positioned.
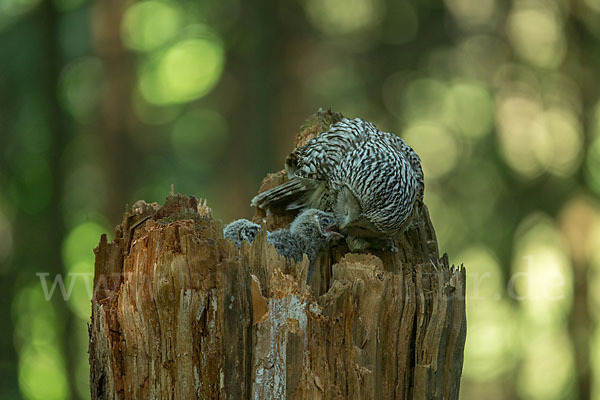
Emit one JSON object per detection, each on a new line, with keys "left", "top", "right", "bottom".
{"left": 584, "top": 0, "right": 600, "bottom": 13}
{"left": 449, "top": 81, "right": 493, "bottom": 138}
{"left": 452, "top": 160, "right": 504, "bottom": 229}
{"left": 122, "top": 0, "right": 182, "bottom": 52}
{"left": 517, "top": 332, "right": 574, "bottom": 400}
{"left": 511, "top": 213, "right": 572, "bottom": 325}
{"left": 463, "top": 246, "right": 503, "bottom": 302}
{"left": 0, "top": 0, "right": 42, "bottom": 18}
{"left": 139, "top": 33, "right": 225, "bottom": 105}
{"left": 19, "top": 344, "right": 69, "bottom": 400}
{"left": 590, "top": 219, "right": 600, "bottom": 319}
{"left": 14, "top": 285, "right": 68, "bottom": 399}
{"left": 586, "top": 136, "right": 600, "bottom": 196}
{"left": 463, "top": 255, "right": 517, "bottom": 379}
{"left": 13, "top": 285, "right": 60, "bottom": 350}
{"left": 591, "top": 99, "right": 600, "bottom": 139}
{"left": 73, "top": 323, "right": 91, "bottom": 398}
{"left": 424, "top": 191, "right": 467, "bottom": 252}
{"left": 403, "top": 78, "right": 450, "bottom": 123}
{"left": 461, "top": 247, "right": 518, "bottom": 380}
{"left": 496, "top": 94, "right": 543, "bottom": 177}
{"left": 402, "top": 122, "right": 459, "bottom": 179}
{"left": 559, "top": 196, "right": 600, "bottom": 264}
{"left": 67, "top": 261, "right": 93, "bottom": 319}
{"left": 62, "top": 222, "right": 105, "bottom": 320}
{"left": 536, "top": 108, "right": 582, "bottom": 177}
{"left": 497, "top": 92, "right": 582, "bottom": 179}
{"left": 456, "top": 35, "right": 508, "bottom": 80}
{"left": 444, "top": 0, "right": 496, "bottom": 28}
{"left": 592, "top": 328, "right": 600, "bottom": 400}
{"left": 511, "top": 214, "right": 574, "bottom": 398}
{"left": 305, "top": 0, "right": 384, "bottom": 36}
{"left": 62, "top": 221, "right": 106, "bottom": 268}
{"left": 507, "top": 4, "right": 566, "bottom": 68}
{"left": 58, "top": 57, "right": 103, "bottom": 123}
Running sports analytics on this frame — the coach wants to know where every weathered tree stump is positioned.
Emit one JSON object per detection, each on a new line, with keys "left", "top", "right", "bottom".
{"left": 89, "top": 111, "right": 466, "bottom": 399}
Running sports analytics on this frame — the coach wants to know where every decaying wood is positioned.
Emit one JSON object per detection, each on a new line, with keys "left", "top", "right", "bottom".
{"left": 89, "top": 110, "right": 466, "bottom": 399}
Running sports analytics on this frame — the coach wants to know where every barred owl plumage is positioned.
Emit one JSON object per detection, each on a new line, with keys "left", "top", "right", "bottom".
{"left": 267, "top": 209, "right": 342, "bottom": 278}
{"left": 223, "top": 219, "right": 261, "bottom": 249}
{"left": 251, "top": 117, "right": 424, "bottom": 243}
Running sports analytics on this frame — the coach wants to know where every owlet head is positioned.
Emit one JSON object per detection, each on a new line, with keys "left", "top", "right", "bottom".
{"left": 312, "top": 210, "right": 344, "bottom": 242}
{"left": 291, "top": 209, "right": 343, "bottom": 242}
{"left": 241, "top": 223, "right": 261, "bottom": 242}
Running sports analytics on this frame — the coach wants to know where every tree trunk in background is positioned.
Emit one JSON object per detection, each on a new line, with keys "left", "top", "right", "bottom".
{"left": 92, "top": 0, "right": 133, "bottom": 222}
{"left": 569, "top": 260, "right": 591, "bottom": 400}
{"left": 40, "top": 1, "right": 78, "bottom": 396}
{"left": 89, "top": 111, "right": 467, "bottom": 399}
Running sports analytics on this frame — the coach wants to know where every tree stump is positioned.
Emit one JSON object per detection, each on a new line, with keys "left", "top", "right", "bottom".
{"left": 89, "top": 111, "right": 466, "bottom": 399}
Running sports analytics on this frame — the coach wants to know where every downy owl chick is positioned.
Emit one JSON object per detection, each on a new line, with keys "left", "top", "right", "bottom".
{"left": 223, "top": 219, "right": 261, "bottom": 250}
{"left": 267, "top": 209, "right": 342, "bottom": 279}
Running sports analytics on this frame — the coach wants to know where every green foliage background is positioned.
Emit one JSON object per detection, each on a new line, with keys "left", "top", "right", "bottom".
{"left": 1, "top": 0, "right": 600, "bottom": 398}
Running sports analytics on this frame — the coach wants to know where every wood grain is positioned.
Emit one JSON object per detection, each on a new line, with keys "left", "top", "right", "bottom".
{"left": 89, "top": 111, "right": 466, "bottom": 399}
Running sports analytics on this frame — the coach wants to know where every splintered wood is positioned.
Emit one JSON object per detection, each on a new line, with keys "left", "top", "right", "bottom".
{"left": 89, "top": 194, "right": 466, "bottom": 399}
{"left": 89, "top": 109, "right": 466, "bottom": 399}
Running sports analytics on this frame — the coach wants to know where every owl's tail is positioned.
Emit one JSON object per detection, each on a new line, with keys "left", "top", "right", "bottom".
{"left": 250, "top": 178, "right": 325, "bottom": 212}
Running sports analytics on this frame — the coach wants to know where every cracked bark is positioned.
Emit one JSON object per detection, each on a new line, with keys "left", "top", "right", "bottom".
{"left": 89, "top": 110, "right": 466, "bottom": 399}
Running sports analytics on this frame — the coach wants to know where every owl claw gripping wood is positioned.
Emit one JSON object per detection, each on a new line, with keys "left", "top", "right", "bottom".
{"left": 251, "top": 117, "right": 424, "bottom": 251}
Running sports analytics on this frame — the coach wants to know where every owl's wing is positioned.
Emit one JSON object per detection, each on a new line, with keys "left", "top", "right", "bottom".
{"left": 252, "top": 118, "right": 372, "bottom": 212}
{"left": 379, "top": 132, "right": 424, "bottom": 201}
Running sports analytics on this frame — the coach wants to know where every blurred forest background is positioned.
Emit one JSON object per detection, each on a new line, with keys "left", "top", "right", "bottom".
{"left": 1, "top": 0, "right": 600, "bottom": 398}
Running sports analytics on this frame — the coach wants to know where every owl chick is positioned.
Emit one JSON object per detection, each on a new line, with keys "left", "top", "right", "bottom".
{"left": 251, "top": 117, "right": 423, "bottom": 250}
{"left": 223, "top": 219, "right": 261, "bottom": 249}
{"left": 267, "top": 209, "right": 342, "bottom": 279}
